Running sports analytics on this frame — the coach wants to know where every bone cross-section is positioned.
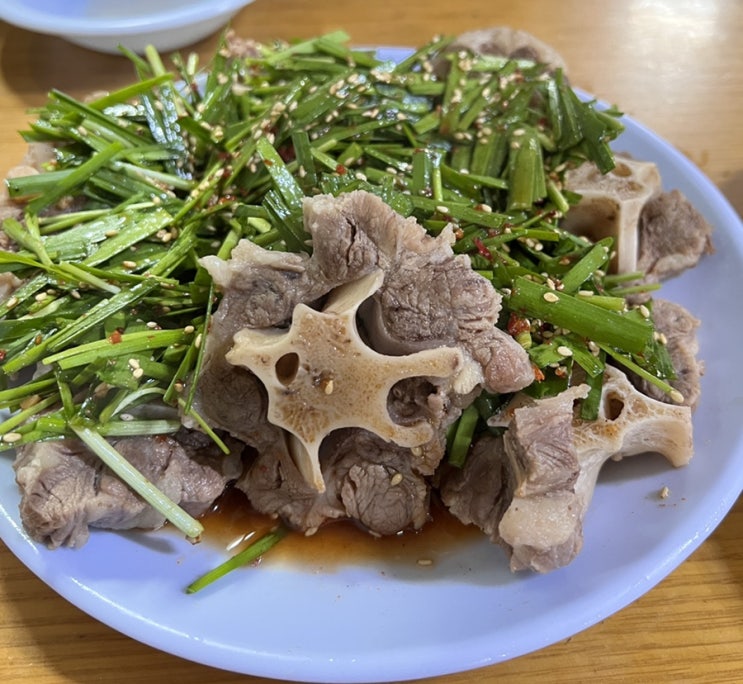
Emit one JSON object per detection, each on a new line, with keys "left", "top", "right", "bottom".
{"left": 226, "top": 269, "right": 463, "bottom": 492}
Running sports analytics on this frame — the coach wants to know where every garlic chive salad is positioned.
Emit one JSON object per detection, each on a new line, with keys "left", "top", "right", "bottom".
{"left": 0, "top": 31, "right": 677, "bottom": 587}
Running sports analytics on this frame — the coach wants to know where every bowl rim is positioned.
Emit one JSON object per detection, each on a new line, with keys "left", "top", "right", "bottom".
{"left": 0, "top": 0, "right": 254, "bottom": 36}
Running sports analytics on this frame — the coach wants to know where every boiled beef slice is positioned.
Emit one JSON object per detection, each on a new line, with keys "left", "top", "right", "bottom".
{"left": 637, "top": 190, "right": 714, "bottom": 284}
{"left": 13, "top": 431, "right": 242, "bottom": 549}
{"left": 239, "top": 428, "right": 430, "bottom": 536}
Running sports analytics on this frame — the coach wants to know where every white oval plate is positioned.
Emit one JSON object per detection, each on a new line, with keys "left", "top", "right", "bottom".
{"left": 1, "top": 48, "right": 741, "bottom": 683}
{"left": 0, "top": 0, "right": 254, "bottom": 53}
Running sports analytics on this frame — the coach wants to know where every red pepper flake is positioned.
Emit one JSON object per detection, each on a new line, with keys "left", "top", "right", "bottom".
{"left": 335, "top": 164, "right": 348, "bottom": 175}
{"left": 108, "top": 329, "right": 124, "bottom": 344}
{"left": 507, "top": 312, "right": 530, "bottom": 337}
{"left": 472, "top": 237, "right": 493, "bottom": 262}
{"left": 532, "top": 365, "right": 546, "bottom": 382}
{"left": 262, "top": 159, "right": 274, "bottom": 167}
{"left": 0, "top": 350, "right": 6, "bottom": 361}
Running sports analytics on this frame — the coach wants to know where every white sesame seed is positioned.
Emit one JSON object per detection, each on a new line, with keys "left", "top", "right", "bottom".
{"left": 19, "top": 394, "right": 40, "bottom": 410}
{"left": 543, "top": 292, "right": 559, "bottom": 303}
{"left": 2, "top": 432, "right": 22, "bottom": 443}
{"left": 669, "top": 389, "right": 685, "bottom": 404}
{"left": 390, "top": 472, "right": 403, "bottom": 486}
{"left": 436, "top": 205, "right": 450, "bottom": 214}
{"left": 417, "top": 558, "right": 433, "bottom": 567}
{"left": 183, "top": 325, "right": 195, "bottom": 334}
{"left": 128, "top": 358, "right": 140, "bottom": 370}
{"left": 557, "top": 345, "right": 573, "bottom": 357}
{"left": 34, "top": 292, "right": 48, "bottom": 302}
{"left": 132, "top": 367, "right": 144, "bottom": 379}
{"left": 146, "top": 321, "right": 159, "bottom": 329}
{"left": 323, "top": 379, "right": 334, "bottom": 395}
{"left": 638, "top": 304, "right": 650, "bottom": 318}
{"left": 122, "top": 260, "right": 137, "bottom": 269}
{"left": 659, "top": 485, "right": 670, "bottom": 499}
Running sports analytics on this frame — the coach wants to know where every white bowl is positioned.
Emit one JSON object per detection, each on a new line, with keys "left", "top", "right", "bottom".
{"left": 0, "top": 0, "right": 255, "bottom": 54}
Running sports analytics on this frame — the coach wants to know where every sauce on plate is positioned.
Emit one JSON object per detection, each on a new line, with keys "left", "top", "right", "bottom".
{"left": 199, "top": 485, "right": 483, "bottom": 569}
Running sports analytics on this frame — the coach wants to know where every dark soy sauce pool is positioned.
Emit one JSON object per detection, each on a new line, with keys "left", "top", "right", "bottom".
{"left": 200, "top": 486, "right": 483, "bottom": 570}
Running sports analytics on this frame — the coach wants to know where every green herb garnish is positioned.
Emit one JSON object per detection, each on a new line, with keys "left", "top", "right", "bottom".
{"left": 0, "top": 31, "right": 672, "bottom": 582}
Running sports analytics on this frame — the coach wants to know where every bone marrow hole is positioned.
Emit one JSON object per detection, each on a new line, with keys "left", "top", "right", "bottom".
{"left": 604, "top": 392, "right": 625, "bottom": 421}
{"left": 275, "top": 352, "right": 300, "bottom": 386}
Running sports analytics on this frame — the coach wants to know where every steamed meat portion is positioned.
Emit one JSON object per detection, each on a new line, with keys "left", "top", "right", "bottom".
{"left": 440, "top": 367, "right": 693, "bottom": 572}
{"left": 245, "top": 429, "right": 430, "bottom": 536}
{"left": 637, "top": 190, "right": 714, "bottom": 283}
{"left": 194, "top": 190, "right": 533, "bottom": 536}
{"left": 13, "top": 430, "right": 243, "bottom": 549}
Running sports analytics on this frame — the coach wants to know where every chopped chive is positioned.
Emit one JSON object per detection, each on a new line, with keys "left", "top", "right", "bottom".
{"left": 560, "top": 237, "right": 613, "bottom": 293}
{"left": 186, "top": 525, "right": 288, "bottom": 594}
{"left": 508, "top": 276, "right": 653, "bottom": 355}
{"left": 27, "top": 141, "right": 124, "bottom": 215}
{"left": 70, "top": 421, "right": 203, "bottom": 539}
{"left": 448, "top": 404, "right": 480, "bottom": 467}
{"left": 42, "top": 328, "right": 188, "bottom": 369}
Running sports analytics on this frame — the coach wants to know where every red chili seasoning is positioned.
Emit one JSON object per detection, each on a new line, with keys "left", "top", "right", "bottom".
{"left": 507, "top": 312, "right": 531, "bottom": 337}
{"left": 472, "top": 237, "right": 493, "bottom": 262}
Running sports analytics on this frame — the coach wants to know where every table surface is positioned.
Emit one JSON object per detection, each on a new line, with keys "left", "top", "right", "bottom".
{"left": 0, "top": 1, "right": 741, "bottom": 682}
